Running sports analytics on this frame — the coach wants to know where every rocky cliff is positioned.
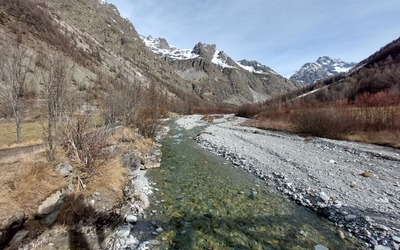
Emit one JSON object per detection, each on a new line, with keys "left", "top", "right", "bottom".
{"left": 142, "top": 36, "right": 301, "bottom": 104}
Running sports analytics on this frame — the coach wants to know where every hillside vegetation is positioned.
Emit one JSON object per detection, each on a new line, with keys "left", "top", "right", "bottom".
{"left": 238, "top": 37, "right": 400, "bottom": 148}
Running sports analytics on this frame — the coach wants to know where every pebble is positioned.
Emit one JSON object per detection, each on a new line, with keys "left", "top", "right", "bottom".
{"left": 374, "top": 245, "right": 391, "bottom": 250}
{"left": 333, "top": 201, "right": 343, "bottom": 209}
{"left": 125, "top": 236, "right": 139, "bottom": 245}
{"left": 344, "top": 214, "right": 357, "bottom": 221}
{"left": 126, "top": 215, "right": 138, "bottom": 224}
{"left": 315, "top": 244, "right": 329, "bottom": 250}
{"left": 338, "top": 230, "right": 345, "bottom": 239}
{"left": 156, "top": 227, "right": 163, "bottom": 234}
{"left": 376, "top": 224, "right": 389, "bottom": 231}
{"left": 319, "top": 192, "right": 330, "bottom": 202}
{"left": 117, "top": 225, "right": 131, "bottom": 237}
{"left": 392, "top": 235, "right": 400, "bottom": 243}
{"left": 364, "top": 216, "right": 374, "bottom": 222}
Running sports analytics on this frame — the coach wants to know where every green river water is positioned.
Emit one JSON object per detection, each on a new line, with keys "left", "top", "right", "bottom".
{"left": 146, "top": 124, "right": 363, "bottom": 249}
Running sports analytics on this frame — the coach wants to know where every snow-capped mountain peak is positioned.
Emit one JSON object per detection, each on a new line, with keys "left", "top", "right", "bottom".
{"left": 140, "top": 35, "right": 199, "bottom": 60}
{"left": 237, "top": 59, "right": 278, "bottom": 75}
{"left": 211, "top": 50, "right": 237, "bottom": 69}
{"left": 290, "top": 56, "right": 356, "bottom": 85}
{"left": 140, "top": 37, "right": 239, "bottom": 69}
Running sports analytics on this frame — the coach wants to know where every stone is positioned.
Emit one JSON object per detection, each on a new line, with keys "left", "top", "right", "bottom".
{"left": 315, "top": 244, "right": 329, "bottom": 250}
{"left": 117, "top": 225, "right": 131, "bottom": 237}
{"left": 55, "top": 163, "right": 73, "bottom": 177}
{"left": 37, "top": 190, "right": 65, "bottom": 215}
{"left": 41, "top": 210, "right": 60, "bottom": 226}
{"left": 370, "top": 239, "right": 378, "bottom": 245}
{"left": 7, "top": 230, "right": 28, "bottom": 249}
{"left": 344, "top": 214, "right": 357, "bottom": 221}
{"left": 333, "top": 201, "right": 343, "bottom": 209}
{"left": 364, "top": 216, "right": 374, "bottom": 222}
{"left": 156, "top": 227, "right": 163, "bottom": 234}
{"left": 376, "top": 224, "right": 389, "bottom": 231}
{"left": 392, "top": 235, "right": 400, "bottom": 243}
{"left": 124, "top": 150, "right": 142, "bottom": 169}
{"left": 0, "top": 212, "right": 27, "bottom": 248}
{"left": 329, "top": 160, "right": 337, "bottom": 164}
{"left": 319, "top": 192, "right": 330, "bottom": 202}
{"left": 374, "top": 245, "right": 391, "bottom": 250}
{"left": 125, "top": 236, "right": 139, "bottom": 246}
{"left": 338, "top": 231, "right": 345, "bottom": 239}
{"left": 126, "top": 215, "right": 138, "bottom": 224}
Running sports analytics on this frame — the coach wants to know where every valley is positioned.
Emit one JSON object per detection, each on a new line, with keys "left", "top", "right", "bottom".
{"left": 1, "top": 0, "right": 400, "bottom": 249}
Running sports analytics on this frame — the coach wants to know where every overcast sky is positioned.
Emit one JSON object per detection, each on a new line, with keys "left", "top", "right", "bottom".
{"left": 107, "top": 0, "right": 400, "bottom": 77}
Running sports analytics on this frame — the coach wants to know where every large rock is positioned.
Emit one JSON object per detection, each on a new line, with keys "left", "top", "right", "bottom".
{"left": 37, "top": 190, "right": 66, "bottom": 217}
{"left": 124, "top": 150, "right": 142, "bottom": 170}
{"left": 55, "top": 163, "right": 73, "bottom": 177}
{"left": 0, "top": 212, "right": 27, "bottom": 248}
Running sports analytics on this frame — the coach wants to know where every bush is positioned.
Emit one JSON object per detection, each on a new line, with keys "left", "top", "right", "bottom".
{"left": 292, "top": 107, "right": 354, "bottom": 138}
{"left": 236, "top": 104, "right": 261, "bottom": 118}
{"left": 60, "top": 113, "right": 110, "bottom": 173}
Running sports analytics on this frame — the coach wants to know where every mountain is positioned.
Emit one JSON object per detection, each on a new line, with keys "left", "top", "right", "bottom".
{"left": 279, "top": 37, "right": 400, "bottom": 104}
{"left": 290, "top": 56, "right": 356, "bottom": 85}
{"left": 141, "top": 36, "right": 301, "bottom": 104}
{"left": 0, "top": 0, "right": 301, "bottom": 112}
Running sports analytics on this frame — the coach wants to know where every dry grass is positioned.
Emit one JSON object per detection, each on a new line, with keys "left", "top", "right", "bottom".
{"left": 245, "top": 108, "right": 400, "bottom": 148}
{"left": 345, "top": 130, "right": 400, "bottom": 148}
{"left": 243, "top": 118, "right": 296, "bottom": 133}
{"left": 86, "top": 157, "right": 127, "bottom": 202}
{"left": 0, "top": 151, "right": 67, "bottom": 219}
{"left": 0, "top": 120, "right": 44, "bottom": 150}
{"left": 201, "top": 114, "right": 224, "bottom": 123}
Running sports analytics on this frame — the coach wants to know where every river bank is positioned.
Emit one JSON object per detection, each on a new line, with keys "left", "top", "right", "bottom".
{"left": 177, "top": 114, "right": 400, "bottom": 250}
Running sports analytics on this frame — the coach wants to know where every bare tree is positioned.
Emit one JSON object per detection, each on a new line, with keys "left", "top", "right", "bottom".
{"left": 101, "top": 78, "right": 144, "bottom": 126}
{"left": 36, "top": 53, "right": 70, "bottom": 160}
{"left": 0, "top": 45, "right": 32, "bottom": 143}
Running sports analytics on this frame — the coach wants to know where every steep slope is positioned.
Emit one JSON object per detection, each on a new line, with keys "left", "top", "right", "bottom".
{"left": 41, "top": 0, "right": 203, "bottom": 103}
{"left": 290, "top": 56, "right": 356, "bottom": 85}
{"left": 142, "top": 36, "right": 300, "bottom": 104}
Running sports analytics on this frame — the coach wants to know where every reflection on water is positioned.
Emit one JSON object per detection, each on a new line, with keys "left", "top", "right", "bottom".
{"left": 148, "top": 125, "right": 362, "bottom": 249}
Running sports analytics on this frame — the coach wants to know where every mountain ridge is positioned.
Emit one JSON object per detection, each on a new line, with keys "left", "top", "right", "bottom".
{"left": 140, "top": 35, "right": 301, "bottom": 104}
{"left": 290, "top": 56, "right": 356, "bottom": 85}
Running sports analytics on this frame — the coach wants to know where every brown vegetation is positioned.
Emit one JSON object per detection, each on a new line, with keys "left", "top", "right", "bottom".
{"left": 237, "top": 37, "right": 400, "bottom": 148}
{"left": 240, "top": 90, "right": 400, "bottom": 148}
{"left": 0, "top": 151, "right": 67, "bottom": 219}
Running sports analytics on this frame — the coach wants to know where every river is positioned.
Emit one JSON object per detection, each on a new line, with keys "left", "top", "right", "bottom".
{"left": 146, "top": 123, "right": 363, "bottom": 249}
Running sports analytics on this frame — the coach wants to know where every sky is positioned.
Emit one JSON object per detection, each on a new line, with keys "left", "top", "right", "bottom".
{"left": 107, "top": 0, "right": 400, "bottom": 77}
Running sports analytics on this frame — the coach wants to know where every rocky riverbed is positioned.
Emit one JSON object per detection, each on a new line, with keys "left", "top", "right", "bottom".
{"left": 177, "top": 115, "right": 400, "bottom": 250}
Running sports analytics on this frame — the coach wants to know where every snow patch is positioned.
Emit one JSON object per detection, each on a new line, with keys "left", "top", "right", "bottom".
{"left": 211, "top": 51, "right": 236, "bottom": 69}
{"left": 140, "top": 35, "right": 199, "bottom": 60}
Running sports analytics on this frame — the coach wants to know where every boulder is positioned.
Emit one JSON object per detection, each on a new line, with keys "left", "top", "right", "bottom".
{"left": 37, "top": 190, "right": 66, "bottom": 216}
{"left": 0, "top": 212, "right": 27, "bottom": 248}
{"left": 55, "top": 163, "right": 73, "bottom": 177}
{"left": 124, "top": 150, "right": 142, "bottom": 170}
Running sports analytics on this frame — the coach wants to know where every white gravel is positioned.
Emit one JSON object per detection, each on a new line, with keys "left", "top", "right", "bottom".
{"left": 177, "top": 115, "right": 400, "bottom": 249}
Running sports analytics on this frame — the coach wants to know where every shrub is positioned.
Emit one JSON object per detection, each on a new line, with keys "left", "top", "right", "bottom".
{"left": 236, "top": 103, "right": 261, "bottom": 118}
{"left": 292, "top": 107, "right": 354, "bottom": 138}
{"left": 60, "top": 113, "right": 110, "bottom": 173}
